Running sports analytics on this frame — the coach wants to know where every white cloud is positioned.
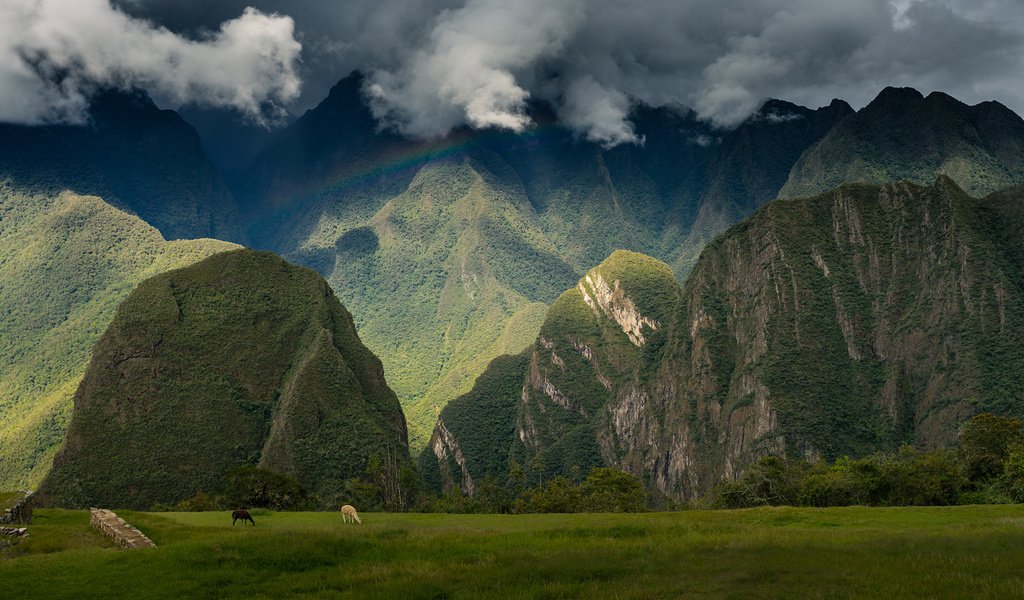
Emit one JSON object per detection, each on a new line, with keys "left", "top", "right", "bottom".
{"left": 366, "top": 0, "right": 585, "bottom": 138}
{"left": 0, "top": 0, "right": 302, "bottom": 125}
{"left": 558, "top": 75, "right": 642, "bottom": 148}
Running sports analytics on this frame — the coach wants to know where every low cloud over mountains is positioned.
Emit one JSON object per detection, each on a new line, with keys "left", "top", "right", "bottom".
{"left": 4, "top": 0, "right": 1023, "bottom": 147}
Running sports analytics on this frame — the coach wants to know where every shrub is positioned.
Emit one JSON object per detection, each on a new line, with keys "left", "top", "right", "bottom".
{"left": 883, "top": 447, "right": 964, "bottom": 506}
{"left": 174, "top": 491, "right": 223, "bottom": 512}
{"left": 715, "top": 456, "right": 809, "bottom": 508}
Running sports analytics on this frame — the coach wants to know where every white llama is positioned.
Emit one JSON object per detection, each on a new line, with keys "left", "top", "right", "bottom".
{"left": 341, "top": 504, "right": 362, "bottom": 524}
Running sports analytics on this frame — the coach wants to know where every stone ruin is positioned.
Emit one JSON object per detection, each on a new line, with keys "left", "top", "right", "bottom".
{"left": 89, "top": 508, "right": 157, "bottom": 549}
{"left": 0, "top": 491, "right": 32, "bottom": 526}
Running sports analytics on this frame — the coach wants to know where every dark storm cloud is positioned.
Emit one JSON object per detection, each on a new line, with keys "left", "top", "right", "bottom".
{"left": 8, "top": 1, "right": 1024, "bottom": 146}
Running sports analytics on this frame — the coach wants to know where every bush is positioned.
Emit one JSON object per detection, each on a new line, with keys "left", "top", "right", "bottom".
{"left": 883, "top": 447, "right": 964, "bottom": 506}
{"left": 174, "top": 491, "right": 223, "bottom": 512}
{"left": 715, "top": 456, "right": 809, "bottom": 508}
{"left": 996, "top": 439, "right": 1024, "bottom": 502}
{"left": 710, "top": 447, "right": 967, "bottom": 509}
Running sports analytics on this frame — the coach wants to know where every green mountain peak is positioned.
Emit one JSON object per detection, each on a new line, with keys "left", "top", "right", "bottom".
{"left": 39, "top": 249, "right": 410, "bottom": 509}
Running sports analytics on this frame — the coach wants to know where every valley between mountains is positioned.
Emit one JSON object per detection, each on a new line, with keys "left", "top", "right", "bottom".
{"left": 2, "top": 75, "right": 1023, "bottom": 507}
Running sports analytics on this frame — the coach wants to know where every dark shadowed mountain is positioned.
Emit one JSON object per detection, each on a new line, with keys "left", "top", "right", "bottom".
{"left": 781, "top": 87, "right": 1024, "bottom": 199}
{"left": 0, "top": 90, "right": 244, "bottom": 242}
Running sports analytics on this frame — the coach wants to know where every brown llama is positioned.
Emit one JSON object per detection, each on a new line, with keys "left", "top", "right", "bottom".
{"left": 232, "top": 509, "right": 255, "bottom": 526}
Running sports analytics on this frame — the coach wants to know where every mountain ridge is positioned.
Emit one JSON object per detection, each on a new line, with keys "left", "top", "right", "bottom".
{"left": 422, "top": 177, "right": 1024, "bottom": 499}
{"left": 0, "top": 185, "right": 237, "bottom": 489}
{"left": 0, "top": 89, "right": 245, "bottom": 242}
{"left": 233, "top": 72, "right": 855, "bottom": 450}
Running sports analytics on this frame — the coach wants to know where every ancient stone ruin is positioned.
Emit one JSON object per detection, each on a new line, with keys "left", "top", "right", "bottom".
{"left": 0, "top": 491, "right": 33, "bottom": 525}
{"left": 89, "top": 508, "right": 156, "bottom": 549}
{"left": 0, "top": 527, "right": 28, "bottom": 537}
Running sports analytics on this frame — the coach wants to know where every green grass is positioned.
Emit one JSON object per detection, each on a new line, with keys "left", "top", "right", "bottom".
{"left": 4, "top": 506, "right": 1024, "bottom": 598}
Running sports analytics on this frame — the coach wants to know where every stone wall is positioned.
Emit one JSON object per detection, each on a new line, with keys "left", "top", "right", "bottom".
{"left": 0, "top": 527, "right": 28, "bottom": 537}
{"left": 0, "top": 491, "right": 32, "bottom": 525}
{"left": 89, "top": 508, "right": 156, "bottom": 548}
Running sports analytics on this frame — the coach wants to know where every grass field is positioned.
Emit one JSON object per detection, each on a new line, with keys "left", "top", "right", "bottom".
{"left": 3, "top": 506, "right": 1024, "bottom": 598}
{"left": 0, "top": 491, "right": 23, "bottom": 511}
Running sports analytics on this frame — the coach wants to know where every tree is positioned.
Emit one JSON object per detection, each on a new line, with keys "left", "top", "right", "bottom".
{"left": 996, "top": 439, "right": 1024, "bottom": 502}
{"left": 524, "top": 477, "right": 581, "bottom": 513}
{"left": 883, "top": 447, "right": 964, "bottom": 506}
{"left": 717, "top": 456, "right": 807, "bottom": 508}
{"left": 224, "top": 467, "right": 309, "bottom": 510}
{"left": 365, "top": 445, "right": 409, "bottom": 510}
{"left": 579, "top": 467, "right": 647, "bottom": 512}
{"left": 531, "top": 453, "right": 546, "bottom": 487}
{"left": 958, "top": 413, "right": 1023, "bottom": 483}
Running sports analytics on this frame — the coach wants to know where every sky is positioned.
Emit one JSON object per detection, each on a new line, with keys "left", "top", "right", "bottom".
{"left": 1, "top": 0, "right": 1023, "bottom": 147}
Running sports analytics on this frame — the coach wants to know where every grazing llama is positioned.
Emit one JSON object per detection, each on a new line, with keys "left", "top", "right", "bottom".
{"left": 232, "top": 509, "right": 255, "bottom": 526}
{"left": 341, "top": 504, "right": 362, "bottom": 524}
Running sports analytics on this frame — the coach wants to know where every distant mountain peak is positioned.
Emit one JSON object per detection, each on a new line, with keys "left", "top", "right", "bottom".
{"left": 868, "top": 86, "right": 926, "bottom": 108}
{"left": 781, "top": 86, "right": 1024, "bottom": 199}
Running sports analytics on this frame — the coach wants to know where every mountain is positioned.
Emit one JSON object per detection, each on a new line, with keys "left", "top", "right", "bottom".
{"left": 0, "top": 185, "right": 236, "bottom": 490}
{"left": 780, "top": 87, "right": 1024, "bottom": 199}
{"left": 422, "top": 351, "right": 531, "bottom": 494}
{"left": 326, "top": 157, "right": 575, "bottom": 449}
{"left": 670, "top": 98, "right": 854, "bottom": 272}
{"left": 39, "top": 250, "right": 410, "bottom": 509}
{"left": 0, "top": 90, "right": 244, "bottom": 241}
{"left": 423, "top": 179, "right": 1024, "bottom": 498}
{"left": 235, "top": 72, "right": 850, "bottom": 451}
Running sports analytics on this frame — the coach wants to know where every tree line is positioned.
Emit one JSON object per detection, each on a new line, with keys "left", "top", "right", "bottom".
{"left": 159, "top": 413, "right": 1024, "bottom": 513}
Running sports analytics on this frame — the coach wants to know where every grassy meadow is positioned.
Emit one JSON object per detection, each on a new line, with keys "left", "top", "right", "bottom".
{"left": 3, "top": 506, "right": 1024, "bottom": 598}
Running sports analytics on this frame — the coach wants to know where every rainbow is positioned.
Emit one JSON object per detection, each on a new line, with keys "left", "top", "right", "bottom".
{"left": 295, "top": 122, "right": 568, "bottom": 202}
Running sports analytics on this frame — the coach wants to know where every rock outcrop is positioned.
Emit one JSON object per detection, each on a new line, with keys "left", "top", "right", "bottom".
{"left": 1, "top": 492, "right": 33, "bottom": 525}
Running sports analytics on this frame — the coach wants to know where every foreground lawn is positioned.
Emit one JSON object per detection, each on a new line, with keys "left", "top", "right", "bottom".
{"left": 3, "top": 505, "right": 1024, "bottom": 598}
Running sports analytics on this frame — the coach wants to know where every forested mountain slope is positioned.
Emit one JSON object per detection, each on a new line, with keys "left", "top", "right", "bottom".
{"left": 781, "top": 87, "right": 1024, "bottom": 199}
{"left": 0, "top": 186, "right": 236, "bottom": 489}
{"left": 236, "top": 72, "right": 851, "bottom": 449}
{"left": 40, "top": 250, "right": 410, "bottom": 509}
{"left": 424, "top": 179, "right": 1024, "bottom": 499}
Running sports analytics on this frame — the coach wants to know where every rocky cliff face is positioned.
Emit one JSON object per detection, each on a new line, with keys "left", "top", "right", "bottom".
{"left": 39, "top": 250, "right": 410, "bottom": 509}
{"left": 423, "top": 179, "right": 1024, "bottom": 499}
